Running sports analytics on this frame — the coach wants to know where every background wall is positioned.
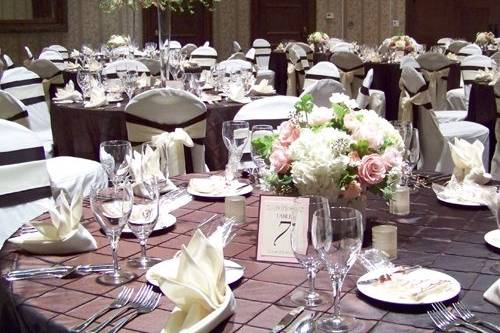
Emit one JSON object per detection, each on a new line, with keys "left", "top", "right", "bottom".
{"left": 0, "top": 0, "right": 405, "bottom": 63}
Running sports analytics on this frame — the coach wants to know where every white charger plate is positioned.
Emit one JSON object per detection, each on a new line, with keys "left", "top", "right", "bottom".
{"left": 122, "top": 213, "right": 176, "bottom": 234}
{"left": 187, "top": 183, "right": 252, "bottom": 198}
{"left": 357, "top": 267, "right": 461, "bottom": 305}
{"left": 435, "top": 193, "right": 484, "bottom": 207}
{"left": 146, "top": 258, "right": 244, "bottom": 286}
{"left": 484, "top": 229, "right": 500, "bottom": 250}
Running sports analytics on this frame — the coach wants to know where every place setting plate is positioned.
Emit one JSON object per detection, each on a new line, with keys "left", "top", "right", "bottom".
{"left": 187, "top": 179, "right": 253, "bottom": 199}
{"left": 121, "top": 212, "right": 176, "bottom": 234}
{"left": 484, "top": 229, "right": 500, "bottom": 251}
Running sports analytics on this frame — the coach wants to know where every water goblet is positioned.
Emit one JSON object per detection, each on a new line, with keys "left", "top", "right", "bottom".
{"left": 313, "top": 206, "right": 364, "bottom": 332}
{"left": 222, "top": 120, "right": 250, "bottom": 185}
{"left": 99, "top": 140, "right": 132, "bottom": 188}
{"left": 123, "top": 70, "right": 138, "bottom": 100}
{"left": 90, "top": 185, "right": 136, "bottom": 285}
{"left": 250, "top": 125, "right": 273, "bottom": 190}
{"left": 406, "top": 129, "right": 420, "bottom": 191}
{"left": 76, "top": 69, "right": 91, "bottom": 100}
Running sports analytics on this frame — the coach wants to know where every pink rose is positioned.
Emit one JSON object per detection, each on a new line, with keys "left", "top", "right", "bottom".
{"left": 358, "top": 154, "right": 387, "bottom": 185}
{"left": 343, "top": 181, "right": 362, "bottom": 200}
{"left": 382, "top": 147, "right": 403, "bottom": 169}
{"left": 352, "top": 126, "right": 384, "bottom": 150}
{"left": 278, "top": 120, "right": 300, "bottom": 147}
{"left": 269, "top": 145, "right": 291, "bottom": 174}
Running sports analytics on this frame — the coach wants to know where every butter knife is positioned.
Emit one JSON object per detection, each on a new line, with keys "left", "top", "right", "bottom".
{"left": 271, "top": 306, "right": 305, "bottom": 333}
{"left": 357, "top": 265, "right": 421, "bottom": 285}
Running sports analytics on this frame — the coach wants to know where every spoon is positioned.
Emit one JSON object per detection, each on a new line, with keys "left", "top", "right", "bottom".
{"left": 295, "top": 313, "right": 316, "bottom": 333}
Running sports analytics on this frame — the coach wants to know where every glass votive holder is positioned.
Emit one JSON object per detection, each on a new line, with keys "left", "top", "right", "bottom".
{"left": 372, "top": 225, "right": 397, "bottom": 260}
{"left": 389, "top": 185, "right": 410, "bottom": 216}
{"left": 224, "top": 195, "right": 246, "bottom": 225}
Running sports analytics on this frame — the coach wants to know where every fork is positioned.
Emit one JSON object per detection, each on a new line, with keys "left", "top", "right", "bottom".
{"left": 432, "top": 302, "right": 491, "bottom": 333}
{"left": 453, "top": 301, "right": 500, "bottom": 332}
{"left": 70, "top": 287, "right": 133, "bottom": 332}
{"left": 428, "top": 310, "right": 473, "bottom": 332}
{"left": 107, "top": 292, "right": 161, "bottom": 333}
{"left": 88, "top": 285, "right": 153, "bottom": 333}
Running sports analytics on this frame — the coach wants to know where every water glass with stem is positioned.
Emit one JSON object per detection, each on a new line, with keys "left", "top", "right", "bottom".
{"left": 140, "top": 141, "right": 169, "bottom": 193}
{"left": 250, "top": 125, "right": 273, "bottom": 190}
{"left": 76, "top": 69, "right": 91, "bottom": 100}
{"left": 123, "top": 70, "right": 138, "bottom": 100}
{"left": 313, "top": 206, "right": 364, "bottom": 332}
{"left": 90, "top": 184, "right": 136, "bottom": 285}
{"left": 406, "top": 128, "right": 420, "bottom": 191}
{"left": 290, "top": 196, "right": 331, "bottom": 307}
{"left": 222, "top": 120, "right": 250, "bottom": 186}
{"left": 99, "top": 140, "right": 132, "bottom": 188}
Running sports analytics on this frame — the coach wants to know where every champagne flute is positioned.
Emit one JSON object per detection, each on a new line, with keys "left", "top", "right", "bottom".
{"left": 90, "top": 185, "right": 136, "bottom": 285}
{"left": 313, "top": 206, "right": 363, "bottom": 332}
{"left": 99, "top": 140, "right": 132, "bottom": 188}
{"left": 222, "top": 120, "right": 250, "bottom": 186}
{"left": 290, "top": 196, "right": 331, "bottom": 307}
{"left": 406, "top": 129, "right": 420, "bottom": 192}
{"left": 250, "top": 125, "right": 273, "bottom": 190}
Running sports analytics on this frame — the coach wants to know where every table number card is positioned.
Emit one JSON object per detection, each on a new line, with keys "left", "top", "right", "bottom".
{"left": 257, "top": 195, "right": 310, "bottom": 263}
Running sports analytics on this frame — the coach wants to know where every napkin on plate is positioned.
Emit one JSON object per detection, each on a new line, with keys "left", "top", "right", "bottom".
{"left": 53, "top": 81, "right": 82, "bottom": 103}
{"left": 228, "top": 85, "right": 251, "bottom": 104}
{"left": 484, "top": 278, "right": 500, "bottom": 306}
{"left": 150, "top": 229, "right": 235, "bottom": 333}
{"left": 8, "top": 192, "right": 97, "bottom": 255}
{"left": 137, "top": 73, "right": 151, "bottom": 89}
{"left": 251, "top": 79, "right": 275, "bottom": 95}
{"left": 449, "top": 138, "right": 491, "bottom": 185}
{"left": 84, "top": 86, "right": 108, "bottom": 108}
{"left": 188, "top": 176, "right": 226, "bottom": 194}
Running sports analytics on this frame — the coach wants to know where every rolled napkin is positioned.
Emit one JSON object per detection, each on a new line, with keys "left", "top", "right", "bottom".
{"left": 150, "top": 229, "right": 235, "bottom": 333}
{"left": 137, "top": 73, "right": 151, "bottom": 89}
{"left": 484, "top": 278, "right": 500, "bottom": 306}
{"left": 228, "top": 85, "right": 251, "bottom": 104}
{"left": 449, "top": 138, "right": 491, "bottom": 185}
{"left": 8, "top": 192, "right": 97, "bottom": 255}
{"left": 251, "top": 79, "right": 275, "bottom": 95}
{"left": 84, "top": 86, "right": 107, "bottom": 108}
{"left": 53, "top": 81, "right": 82, "bottom": 103}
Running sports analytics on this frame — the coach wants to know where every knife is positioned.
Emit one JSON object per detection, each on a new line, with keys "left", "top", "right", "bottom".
{"left": 271, "top": 306, "right": 305, "bottom": 333}
{"left": 5, "top": 264, "right": 114, "bottom": 280}
{"left": 357, "top": 265, "right": 422, "bottom": 285}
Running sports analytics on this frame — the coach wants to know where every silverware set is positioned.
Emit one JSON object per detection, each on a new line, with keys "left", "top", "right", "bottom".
{"left": 4, "top": 264, "right": 114, "bottom": 281}
{"left": 71, "top": 285, "right": 161, "bottom": 333}
{"left": 427, "top": 301, "right": 500, "bottom": 332}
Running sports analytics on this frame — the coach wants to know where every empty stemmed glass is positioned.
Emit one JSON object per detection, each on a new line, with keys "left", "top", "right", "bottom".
{"left": 290, "top": 196, "right": 331, "bottom": 307}
{"left": 222, "top": 120, "right": 250, "bottom": 186}
{"left": 250, "top": 125, "right": 273, "bottom": 190}
{"left": 90, "top": 184, "right": 136, "bottom": 285}
{"left": 76, "top": 69, "right": 91, "bottom": 100}
{"left": 99, "top": 140, "right": 132, "bottom": 188}
{"left": 123, "top": 69, "right": 138, "bottom": 100}
{"left": 406, "top": 129, "right": 420, "bottom": 191}
{"left": 313, "top": 206, "right": 364, "bottom": 332}
{"left": 390, "top": 120, "right": 414, "bottom": 184}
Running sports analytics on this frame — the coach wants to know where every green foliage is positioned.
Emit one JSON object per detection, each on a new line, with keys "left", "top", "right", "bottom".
{"left": 329, "top": 103, "right": 349, "bottom": 128}
{"left": 251, "top": 134, "right": 277, "bottom": 161}
{"left": 294, "top": 94, "right": 314, "bottom": 114}
{"left": 266, "top": 172, "right": 297, "bottom": 195}
{"left": 351, "top": 139, "right": 369, "bottom": 157}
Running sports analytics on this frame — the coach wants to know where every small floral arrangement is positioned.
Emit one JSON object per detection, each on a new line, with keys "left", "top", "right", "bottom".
{"left": 388, "top": 35, "right": 416, "bottom": 53}
{"left": 307, "top": 32, "right": 329, "bottom": 46}
{"left": 475, "top": 31, "right": 496, "bottom": 46}
{"left": 107, "top": 34, "right": 131, "bottom": 49}
{"left": 100, "top": 0, "right": 219, "bottom": 12}
{"left": 251, "top": 94, "right": 404, "bottom": 202}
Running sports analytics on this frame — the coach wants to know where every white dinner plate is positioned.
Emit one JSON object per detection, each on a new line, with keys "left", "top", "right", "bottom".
{"left": 484, "top": 229, "right": 500, "bottom": 250}
{"left": 187, "top": 183, "right": 253, "bottom": 198}
{"left": 146, "top": 258, "right": 244, "bottom": 286}
{"left": 122, "top": 213, "right": 176, "bottom": 234}
{"left": 107, "top": 96, "right": 124, "bottom": 103}
{"left": 357, "top": 267, "right": 461, "bottom": 305}
{"left": 435, "top": 193, "right": 484, "bottom": 207}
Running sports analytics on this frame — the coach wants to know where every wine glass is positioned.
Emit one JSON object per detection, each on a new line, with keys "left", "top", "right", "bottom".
{"left": 76, "top": 69, "right": 91, "bottom": 100}
{"left": 290, "top": 196, "right": 331, "bottom": 307}
{"left": 99, "top": 140, "right": 132, "bottom": 188}
{"left": 250, "top": 125, "right": 273, "bottom": 190}
{"left": 90, "top": 185, "right": 136, "bottom": 285}
{"left": 406, "top": 129, "right": 420, "bottom": 191}
{"left": 313, "top": 206, "right": 364, "bottom": 332}
{"left": 222, "top": 120, "right": 250, "bottom": 185}
{"left": 123, "top": 70, "right": 138, "bottom": 100}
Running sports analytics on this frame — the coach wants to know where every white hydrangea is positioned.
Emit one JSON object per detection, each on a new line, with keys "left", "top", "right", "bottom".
{"left": 330, "top": 93, "right": 359, "bottom": 109}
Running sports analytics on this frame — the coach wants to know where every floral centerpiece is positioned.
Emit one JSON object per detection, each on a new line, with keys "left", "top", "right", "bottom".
{"left": 106, "top": 34, "right": 131, "bottom": 49}
{"left": 252, "top": 94, "right": 404, "bottom": 204}
{"left": 307, "top": 31, "right": 329, "bottom": 52}
{"left": 475, "top": 31, "right": 496, "bottom": 47}
{"left": 388, "top": 35, "right": 416, "bottom": 54}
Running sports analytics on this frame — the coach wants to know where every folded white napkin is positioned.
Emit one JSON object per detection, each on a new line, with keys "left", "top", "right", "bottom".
{"left": 130, "top": 149, "right": 177, "bottom": 196}
{"left": 450, "top": 138, "right": 491, "bottom": 185}
{"left": 8, "top": 192, "right": 96, "bottom": 254}
{"left": 70, "top": 49, "right": 80, "bottom": 58}
{"left": 84, "top": 86, "right": 107, "bottom": 108}
{"left": 251, "top": 79, "right": 275, "bottom": 95}
{"left": 228, "top": 85, "right": 251, "bottom": 104}
{"left": 275, "top": 42, "right": 285, "bottom": 52}
{"left": 87, "top": 60, "right": 102, "bottom": 72}
{"left": 484, "top": 278, "right": 500, "bottom": 306}
{"left": 137, "top": 73, "right": 151, "bottom": 89}
{"left": 65, "top": 62, "right": 81, "bottom": 71}
{"left": 53, "top": 81, "right": 82, "bottom": 102}
{"left": 150, "top": 230, "right": 235, "bottom": 333}
{"left": 447, "top": 53, "right": 458, "bottom": 61}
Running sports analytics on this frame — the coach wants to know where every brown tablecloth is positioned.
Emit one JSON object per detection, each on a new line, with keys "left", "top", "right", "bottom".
{"left": 50, "top": 99, "right": 246, "bottom": 171}
{"left": 269, "top": 51, "right": 288, "bottom": 96}
{"left": 1, "top": 175, "right": 499, "bottom": 333}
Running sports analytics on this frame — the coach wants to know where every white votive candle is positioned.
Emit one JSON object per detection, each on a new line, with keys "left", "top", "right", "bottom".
{"left": 372, "top": 225, "right": 398, "bottom": 259}
{"left": 224, "top": 195, "right": 246, "bottom": 224}
{"left": 389, "top": 185, "right": 410, "bottom": 216}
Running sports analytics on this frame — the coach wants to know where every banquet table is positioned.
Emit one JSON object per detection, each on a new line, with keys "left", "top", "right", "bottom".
{"left": 50, "top": 98, "right": 248, "bottom": 171}
{"left": 1, "top": 173, "right": 499, "bottom": 333}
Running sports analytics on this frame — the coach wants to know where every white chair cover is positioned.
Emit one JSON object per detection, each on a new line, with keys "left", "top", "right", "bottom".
{"left": 24, "top": 46, "right": 34, "bottom": 60}
{"left": 190, "top": 46, "right": 218, "bottom": 70}
{"left": 286, "top": 45, "right": 310, "bottom": 95}
{"left": 181, "top": 43, "right": 197, "bottom": 57}
{"left": 125, "top": 88, "right": 207, "bottom": 176}
{"left": 447, "top": 41, "right": 470, "bottom": 55}
{"left": 356, "top": 69, "right": 386, "bottom": 117}
{"left": 39, "top": 50, "right": 66, "bottom": 71}
{"left": 302, "top": 61, "right": 340, "bottom": 91}
{"left": 2, "top": 54, "right": 15, "bottom": 69}
{"left": 300, "top": 79, "right": 345, "bottom": 108}
{"left": 332, "top": 42, "right": 355, "bottom": 53}
{"left": 228, "top": 52, "right": 246, "bottom": 61}
{"left": 47, "top": 44, "right": 69, "bottom": 61}
{"left": 330, "top": 52, "right": 364, "bottom": 98}
{"left": 400, "top": 56, "right": 421, "bottom": 70}
{"left": 138, "top": 58, "right": 161, "bottom": 76}
{"left": 103, "top": 59, "right": 150, "bottom": 76}
{"left": 218, "top": 59, "right": 253, "bottom": 72}
{"left": 400, "top": 67, "right": 489, "bottom": 172}
{"left": 457, "top": 44, "right": 482, "bottom": 61}
{"left": 489, "top": 80, "right": 500, "bottom": 180}
{"left": 490, "top": 52, "right": 500, "bottom": 69}
{"left": 328, "top": 38, "right": 345, "bottom": 51}
{"left": 437, "top": 37, "right": 454, "bottom": 50}
{"left": 245, "top": 48, "right": 274, "bottom": 86}
{"left": 163, "top": 40, "right": 182, "bottom": 50}
{"left": 417, "top": 53, "right": 453, "bottom": 110}
{"left": 0, "top": 90, "right": 30, "bottom": 128}
{"left": 291, "top": 42, "right": 314, "bottom": 66}
{"left": 252, "top": 39, "right": 272, "bottom": 70}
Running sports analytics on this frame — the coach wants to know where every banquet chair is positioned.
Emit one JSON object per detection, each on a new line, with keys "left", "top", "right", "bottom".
{"left": 102, "top": 59, "right": 150, "bottom": 86}
{"left": 190, "top": 45, "right": 218, "bottom": 70}
{"left": 302, "top": 61, "right": 340, "bottom": 92}
{"left": 437, "top": 37, "right": 454, "bottom": 51}
{"left": 446, "top": 55, "right": 495, "bottom": 110}
{"left": 489, "top": 80, "right": 500, "bottom": 180}
{"left": 26, "top": 59, "right": 65, "bottom": 100}
{"left": 181, "top": 43, "right": 197, "bottom": 57}
{"left": 164, "top": 40, "right": 182, "bottom": 50}
{"left": 245, "top": 48, "right": 274, "bottom": 86}
{"left": 137, "top": 58, "right": 161, "bottom": 76}
{"left": 300, "top": 79, "right": 345, "bottom": 108}
{"left": 417, "top": 53, "right": 455, "bottom": 110}
{"left": 400, "top": 66, "right": 489, "bottom": 172}
{"left": 331, "top": 42, "right": 355, "bottom": 53}
{"left": 0, "top": 67, "right": 53, "bottom": 156}
{"left": 287, "top": 44, "right": 310, "bottom": 95}
{"left": 218, "top": 59, "right": 253, "bottom": 73}
{"left": 491, "top": 52, "right": 500, "bottom": 68}
{"left": 330, "top": 52, "right": 365, "bottom": 98}
{"left": 46, "top": 45, "right": 69, "bottom": 61}
{"left": 0, "top": 90, "right": 29, "bottom": 128}
{"left": 291, "top": 42, "right": 314, "bottom": 66}
{"left": 252, "top": 38, "right": 272, "bottom": 70}
{"left": 328, "top": 38, "right": 345, "bottom": 51}
{"left": 456, "top": 44, "right": 482, "bottom": 62}
{"left": 24, "top": 46, "right": 34, "bottom": 63}
{"left": 447, "top": 40, "right": 469, "bottom": 55}
{"left": 125, "top": 88, "right": 207, "bottom": 176}
{"left": 39, "top": 50, "right": 66, "bottom": 71}
{"left": 356, "top": 69, "right": 386, "bottom": 117}
{"left": 400, "top": 56, "right": 421, "bottom": 70}
{"left": 0, "top": 119, "right": 107, "bottom": 247}
{"left": 232, "top": 41, "right": 242, "bottom": 54}
{"left": 2, "top": 54, "right": 15, "bottom": 69}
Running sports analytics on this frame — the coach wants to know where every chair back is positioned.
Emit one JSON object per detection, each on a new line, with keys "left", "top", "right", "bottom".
{"left": 356, "top": 68, "right": 374, "bottom": 109}
{"left": 330, "top": 51, "right": 364, "bottom": 98}
{"left": 103, "top": 59, "right": 150, "bottom": 76}
{"left": 461, "top": 55, "right": 495, "bottom": 84}
{"left": 228, "top": 52, "right": 247, "bottom": 61}
{"left": 2, "top": 54, "right": 15, "bottom": 69}
{"left": 234, "top": 96, "right": 296, "bottom": 127}
{"left": 301, "top": 79, "right": 346, "bottom": 108}
{"left": 0, "top": 90, "right": 29, "bottom": 128}
{"left": 125, "top": 88, "right": 207, "bottom": 175}
{"left": 24, "top": 46, "right": 34, "bottom": 60}
{"left": 190, "top": 46, "right": 218, "bottom": 70}
{"left": 292, "top": 42, "right": 314, "bottom": 66}
{"left": 437, "top": 37, "right": 454, "bottom": 49}
{"left": 303, "top": 61, "right": 340, "bottom": 91}
{"left": 47, "top": 44, "right": 69, "bottom": 60}
{"left": 218, "top": 59, "right": 253, "bottom": 72}
{"left": 181, "top": 43, "right": 197, "bottom": 57}
{"left": 252, "top": 38, "right": 272, "bottom": 69}
{"left": 457, "top": 44, "right": 482, "bottom": 61}
{"left": 287, "top": 44, "right": 311, "bottom": 94}
{"left": 332, "top": 42, "right": 355, "bottom": 53}
{"left": 163, "top": 40, "right": 182, "bottom": 50}
{"left": 400, "top": 55, "right": 421, "bottom": 70}
{"left": 39, "top": 50, "right": 66, "bottom": 71}
{"left": 447, "top": 40, "right": 469, "bottom": 55}
{"left": 417, "top": 52, "right": 453, "bottom": 110}
{"left": 137, "top": 58, "right": 161, "bottom": 76}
